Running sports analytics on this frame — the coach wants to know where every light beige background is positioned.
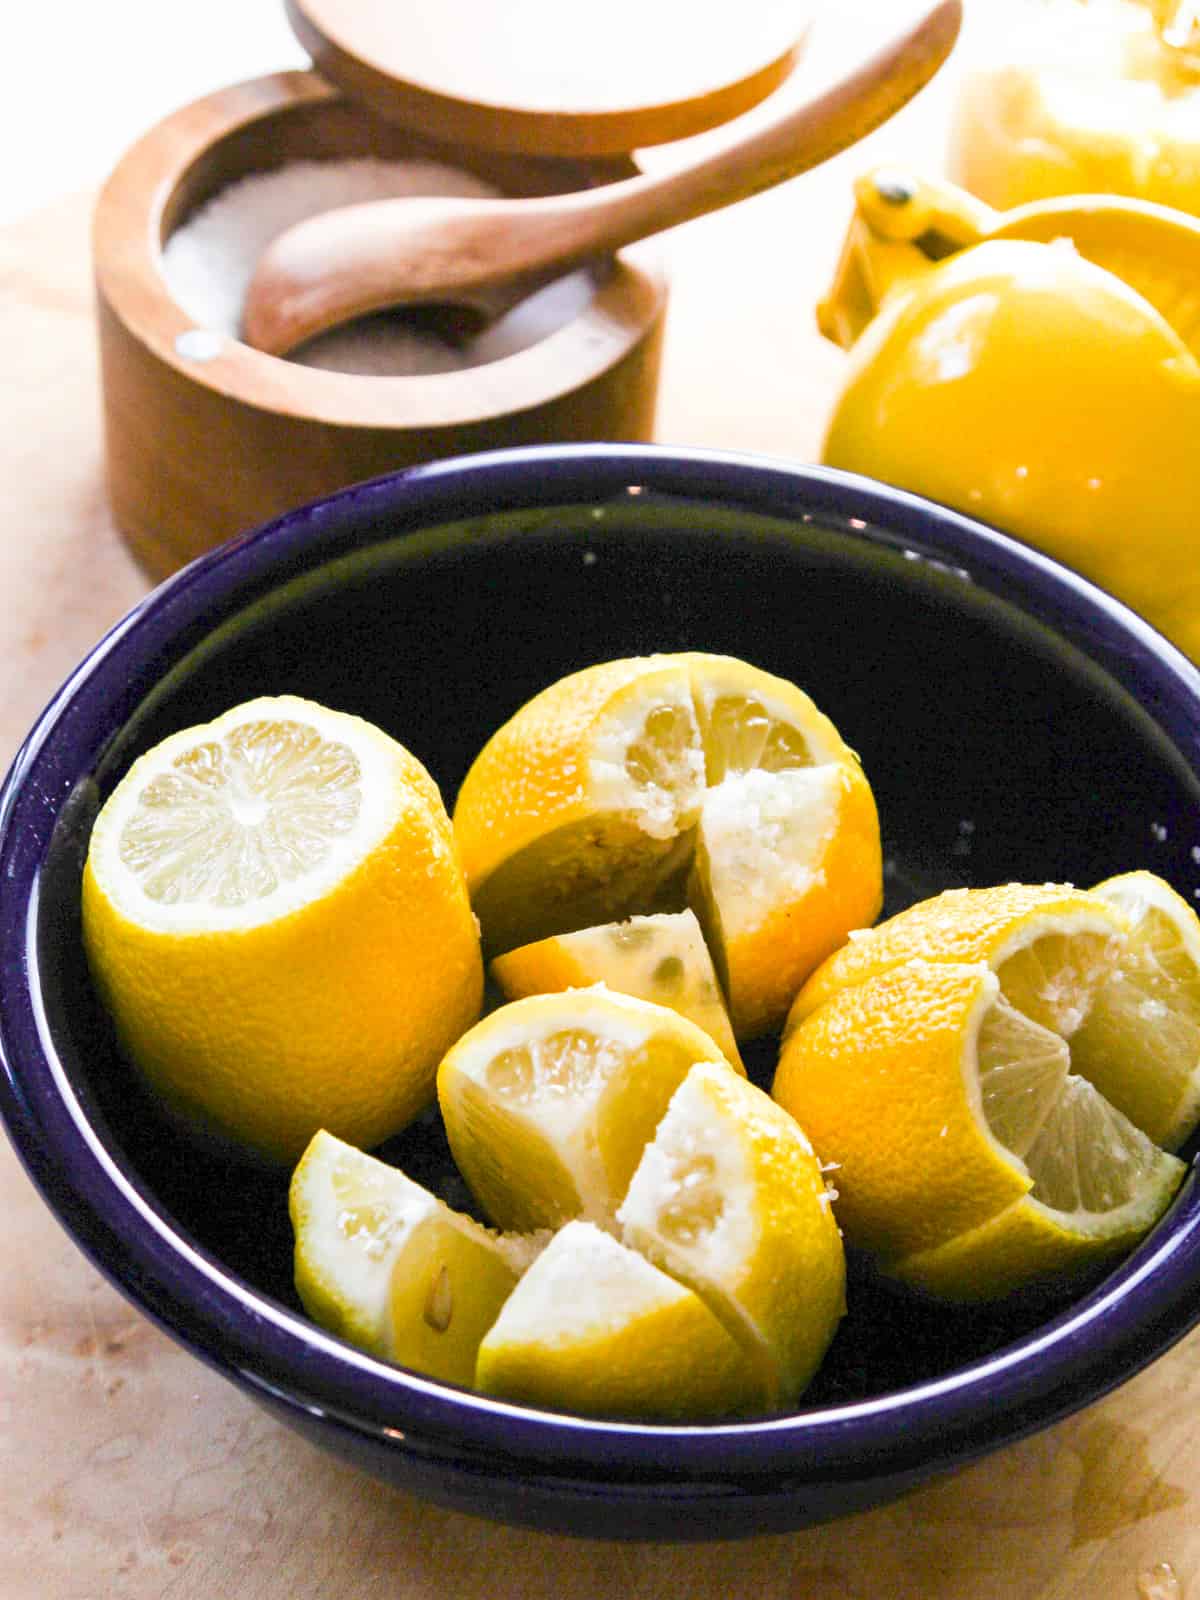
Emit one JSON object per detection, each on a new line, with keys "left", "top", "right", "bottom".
{"left": 1, "top": 4, "right": 1197, "bottom": 1596}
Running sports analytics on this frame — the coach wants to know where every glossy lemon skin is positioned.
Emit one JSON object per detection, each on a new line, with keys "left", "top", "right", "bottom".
{"left": 822, "top": 237, "right": 1200, "bottom": 662}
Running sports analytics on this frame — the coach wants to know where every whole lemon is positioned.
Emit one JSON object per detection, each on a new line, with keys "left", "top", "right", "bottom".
{"left": 822, "top": 236, "right": 1200, "bottom": 662}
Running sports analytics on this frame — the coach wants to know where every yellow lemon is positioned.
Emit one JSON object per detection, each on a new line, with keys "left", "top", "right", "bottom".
{"left": 489, "top": 908, "right": 742, "bottom": 1069}
{"left": 617, "top": 1060, "right": 845, "bottom": 1408}
{"left": 773, "top": 959, "right": 1185, "bottom": 1301}
{"left": 819, "top": 176, "right": 1200, "bottom": 662}
{"left": 1071, "top": 870, "right": 1200, "bottom": 1150}
{"left": 787, "top": 882, "right": 1130, "bottom": 1040}
{"left": 82, "top": 695, "right": 483, "bottom": 1163}
{"left": 453, "top": 652, "right": 882, "bottom": 1036}
{"left": 436, "top": 987, "right": 742, "bottom": 1234}
{"left": 475, "top": 1220, "right": 761, "bottom": 1421}
{"left": 290, "top": 1130, "right": 530, "bottom": 1384}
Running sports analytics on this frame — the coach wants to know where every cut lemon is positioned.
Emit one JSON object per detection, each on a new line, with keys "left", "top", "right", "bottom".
{"left": 453, "top": 656, "right": 705, "bottom": 957}
{"left": 786, "top": 882, "right": 1130, "bottom": 1040}
{"left": 290, "top": 1131, "right": 529, "bottom": 1384}
{"left": 474, "top": 1221, "right": 761, "bottom": 1421}
{"left": 1070, "top": 870, "right": 1200, "bottom": 1150}
{"left": 617, "top": 1060, "right": 846, "bottom": 1408}
{"left": 82, "top": 695, "right": 483, "bottom": 1163}
{"left": 773, "top": 959, "right": 1186, "bottom": 1300}
{"left": 436, "top": 987, "right": 742, "bottom": 1234}
{"left": 689, "top": 761, "right": 881, "bottom": 1038}
{"left": 489, "top": 908, "right": 743, "bottom": 1069}
{"left": 453, "top": 652, "right": 882, "bottom": 1036}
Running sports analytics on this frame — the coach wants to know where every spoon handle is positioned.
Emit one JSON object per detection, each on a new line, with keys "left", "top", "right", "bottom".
{"left": 542, "top": 0, "right": 962, "bottom": 264}
{"left": 243, "top": 0, "right": 961, "bottom": 355}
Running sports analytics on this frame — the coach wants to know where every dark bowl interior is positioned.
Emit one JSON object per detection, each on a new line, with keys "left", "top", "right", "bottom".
{"left": 3, "top": 445, "right": 1200, "bottom": 1541}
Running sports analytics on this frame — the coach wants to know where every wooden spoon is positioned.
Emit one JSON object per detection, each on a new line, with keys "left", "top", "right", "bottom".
{"left": 241, "top": 0, "right": 962, "bottom": 357}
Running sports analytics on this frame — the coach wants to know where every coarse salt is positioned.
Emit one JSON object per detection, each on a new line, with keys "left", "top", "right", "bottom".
{"left": 161, "top": 157, "right": 594, "bottom": 376}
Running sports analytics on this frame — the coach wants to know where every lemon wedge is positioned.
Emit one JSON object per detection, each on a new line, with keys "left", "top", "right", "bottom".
{"left": 774, "top": 958, "right": 1185, "bottom": 1301}
{"left": 618, "top": 1060, "right": 846, "bottom": 1408}
{"left": 489, "top": 908, "right": 742, "bottom": 1069}
{"left": 290, "top": 1130, "right": 528, "bottom": 1383}
{"left": 475, "top": 1220, "right": 761, "bottom": 1420}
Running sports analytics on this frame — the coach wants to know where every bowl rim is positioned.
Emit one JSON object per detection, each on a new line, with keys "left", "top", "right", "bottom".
{"left": 3, "top": 441, "right": 1200, "bottom": 1488}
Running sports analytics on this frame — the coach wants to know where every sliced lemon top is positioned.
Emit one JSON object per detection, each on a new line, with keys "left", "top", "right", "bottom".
{"left": 475, "top": 1220, "right": 763, "bottom": 1421}
{"left": 788, "top": 882, "right": 1130, "bottom": 1036}
{"left": 290, "top": 1130, "right": 529, "bottom": 1385}
{"left": 82, "top": 695, "right": 482, "bottom": 1163}
{"left": 618, "top": 1059, "right": 846, "bottom": 1409}
{"left": 86, "top": 695, "right": 436, "bottom": 934}
{"left": 437, "top": 987, "right": 741, "bottom": 1234}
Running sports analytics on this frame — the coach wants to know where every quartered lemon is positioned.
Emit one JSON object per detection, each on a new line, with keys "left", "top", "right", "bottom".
{"left": 617, "top": 1060, "right": 846, "bottom": 1408}
{"left": 290, "top": 1130, "right": 529, "bottom": 1384}
{"left": 436, "top": 987, "right": 742, "bottom": 1234}
{"left": 474, "top": 1220, "right": 761, "bottom": 1421}
{"left": 1071, "top": 870, "right": 1200, "bottom": 1150}
{"left": 82, "top": 695, "right": 483, "bottom": 1163}
{"left": 773, "top": 958, "right": 1186, "bottom": 1301}
{"left": 453, "top": 652, "right": 882, "bottom": 1036}
{"left": 489, "top": 908, "right": 742, "bottom": 1069}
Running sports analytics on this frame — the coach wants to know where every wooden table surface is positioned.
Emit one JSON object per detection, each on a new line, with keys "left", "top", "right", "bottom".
{"left": 2, "top": 6, "right": 1198, "bottom": 1597}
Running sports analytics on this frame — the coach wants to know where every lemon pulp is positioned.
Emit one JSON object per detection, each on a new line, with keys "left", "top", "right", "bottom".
{"left": 116, "top": 717, "right": 363, "bottom": 911}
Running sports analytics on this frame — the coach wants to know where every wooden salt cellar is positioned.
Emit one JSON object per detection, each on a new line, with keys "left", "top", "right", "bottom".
{"left": 93, "top": 0, "right": 810, "bottom": 578}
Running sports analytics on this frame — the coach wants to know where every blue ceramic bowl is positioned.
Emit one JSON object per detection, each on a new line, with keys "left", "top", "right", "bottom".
{"left": 2, "top": 445, "right": 1199, "bottom": 1541}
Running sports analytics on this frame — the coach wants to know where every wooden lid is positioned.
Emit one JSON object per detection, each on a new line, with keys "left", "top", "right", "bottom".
{"left": 284, "top": 0, "right": 812, "bottom": 156}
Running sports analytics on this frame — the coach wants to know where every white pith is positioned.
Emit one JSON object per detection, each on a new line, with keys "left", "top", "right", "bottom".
{"left": 483, "top": 1221, "right": 688, "bottom": 1345}
{"left": 697, "top": 767, "right": 843, "bottom": 936}
{"left": 618, "top": 1063, "right": 758, "bottom": 1353}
